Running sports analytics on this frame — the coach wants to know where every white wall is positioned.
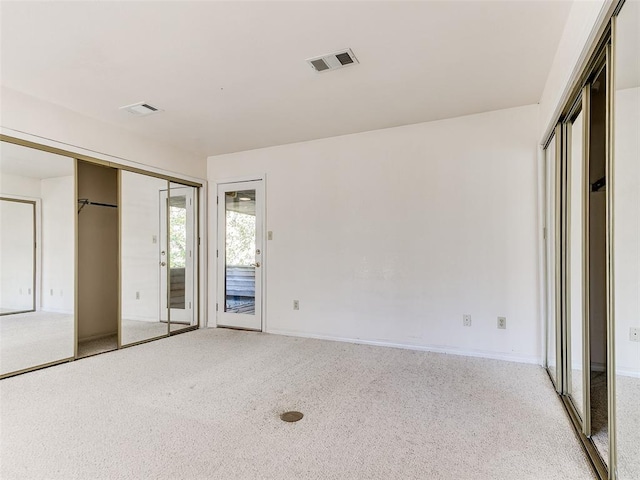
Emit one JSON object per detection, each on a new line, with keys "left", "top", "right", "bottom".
{"left": 538, "top": 0, "right": 609, "bottom": 138}
{"left": 0, "top": 173, "right": 41, "bottom": 198}
{"left": 614, "top": 86, "right": 640, "bottom": 375}
{"left": 208, "top": 104, "right": 541, "bottom": 363}
{"left": 1, "top": 86, "right": 205, "bottom": 179}
{"left": 121, "top": 172, "right": 165, "bottom": 321}
{"left": 40, "top": 176, "right": 74, "bottom": 315}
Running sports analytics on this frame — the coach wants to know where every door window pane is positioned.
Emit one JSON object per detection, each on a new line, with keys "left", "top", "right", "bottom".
{"left": 225, "top": 190, "right": 256, "bottom": 315}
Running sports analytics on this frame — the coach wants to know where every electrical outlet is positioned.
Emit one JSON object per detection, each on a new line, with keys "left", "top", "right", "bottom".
{"left": 293, "top": 300, "right": 299, "bottom": 310}
{"left": 136, "top": 291, "right": 140, "bottom": 300}
{"left": 630, "top": 327, "right": 640, "bottom": 342}
{"left": 463, "top": 314, "right": 472, "bottom": 327}
{"left": 497, "top": 317, "right": 507, "bottom": 329}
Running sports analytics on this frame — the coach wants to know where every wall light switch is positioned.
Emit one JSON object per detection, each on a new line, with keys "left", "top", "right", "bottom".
{"left": 152, "top": 235, "right": 157, "bottom": 244}
{"left": 268, "top": 231, "right": 273, "bottom": 240}
{"left": 630, "top": 327, "right": 640, "bottom": 342}
{"left": 136, "top": 291, "right": 140, "bottom": 300}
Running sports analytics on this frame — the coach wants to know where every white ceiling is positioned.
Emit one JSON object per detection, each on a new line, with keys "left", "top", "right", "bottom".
{"left": 1, "top": 142, "right": 74, "bottom": 180}
{"left": 0, "top": 1, "right": 573, "bottom": 157}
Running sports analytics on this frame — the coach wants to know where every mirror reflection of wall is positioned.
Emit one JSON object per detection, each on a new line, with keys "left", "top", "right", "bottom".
{"left": 121, "top": 171, "right": 169, "bottom": 346}
{"left": 614, "top": 1, "right": 640, "bottom": 479}
{"left": 0, "top": 141, "right": 74, "bottom": 376}
{"left": 0, "top": 198, "right": 35, "bottom": 315}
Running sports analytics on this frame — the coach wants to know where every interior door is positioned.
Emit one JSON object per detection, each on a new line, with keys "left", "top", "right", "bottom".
{"left": 160, "top": 185, "right": 196, "bottom": 327}
{"left": 217, "top": 180, "right": 263, "bottom": 331}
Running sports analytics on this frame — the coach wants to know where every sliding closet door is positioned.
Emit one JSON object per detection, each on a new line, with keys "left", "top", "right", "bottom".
{"left": 566, "top": 97, "right": 588, "bottom": 424}
{"left": 613, "top": 2, "right": 640, "bottom": 478}
{"left": 120, "top": 171, "right": 169, "bottom": 346}
{"left": 0, "top": 141, "right": 74, "bottom": 377}
{"left": 545, "top": 132, "right": 561, "bottom": 388}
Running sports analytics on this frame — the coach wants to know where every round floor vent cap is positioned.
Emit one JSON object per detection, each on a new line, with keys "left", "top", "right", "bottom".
{"left": 280, "top": 411, "right": 303, "bottom": 423}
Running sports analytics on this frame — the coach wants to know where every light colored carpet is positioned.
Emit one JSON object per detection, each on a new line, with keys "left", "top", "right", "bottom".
{"left": 615, "top": 375, "right": 640, "bottom": 480}
{"left": 0, "top": 311, "right": 73, "bottom": 375}
{"left": 121, "top": 319, "right": 168, "bottom": 345}
{"left": 0, "top": 329, "right": 595, "bottom": 480}
{"left": 590, "top": 371, "right": 608, "bottom": 466}
{"left": 569, "top": 368, "right": 585, "bottom": 421}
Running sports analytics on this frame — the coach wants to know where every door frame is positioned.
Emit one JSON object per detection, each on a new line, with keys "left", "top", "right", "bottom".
{"left": 214, "top": 174, "right": 266, "bottom": 331}
{"left": 159, "top": 186, "right": 196, "bottom": 325}
{"left": 0, "top": 195, "right": 40, "bottom": 315}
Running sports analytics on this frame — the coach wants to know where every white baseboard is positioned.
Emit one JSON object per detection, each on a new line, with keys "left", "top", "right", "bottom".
{"left": 266, "top": 328, "right": 541, "bottom": 365}
{"left": 615, "top": 368, "right": 640, "bottom": 379}
{"left": 40, "top": 307, "right": 73, "bottom": 315}
{"left": 121, "top": 315, "right": 158, "bottom": 322}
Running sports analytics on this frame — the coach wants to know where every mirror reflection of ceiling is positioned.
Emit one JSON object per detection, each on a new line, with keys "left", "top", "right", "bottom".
{"left": 0, "top": 142, "right": 74, "bottom": 180}
{"left": 617, "top": 0, "right": 640, "bottom": 90}
{"left": 226, "top": 190, "right": 255, "bottom": 216}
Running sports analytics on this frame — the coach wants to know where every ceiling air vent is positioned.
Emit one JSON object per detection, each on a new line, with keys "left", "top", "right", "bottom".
{"left": 119, "top": 102, "right": 163, "bottom": 116}
{"left": 306, "top": 48, "right": 359, "bottom": 73}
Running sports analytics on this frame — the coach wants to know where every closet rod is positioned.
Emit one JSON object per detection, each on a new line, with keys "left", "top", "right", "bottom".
{"left": 77, "top": 198, "right": 118, "bottom": 213}
{"left": 591, "top": 176, "right": 606, "bottom": 192}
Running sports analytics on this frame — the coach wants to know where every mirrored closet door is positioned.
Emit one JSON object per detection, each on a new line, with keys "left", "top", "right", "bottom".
{"left": 0, "top": 141, "right": 75, "bottom": 376}
{"left": 565, "top": 97, "right": 587, "bottom": 424}
{"left": 120, "top": 171, "right": 170, "bottom": 346}
{"left": 545, "top": 131, "right": 560, "bottom": 389}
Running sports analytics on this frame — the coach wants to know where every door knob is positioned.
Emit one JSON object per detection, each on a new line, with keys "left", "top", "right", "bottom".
{"left": 251, "top": 262, "right": 261, "bottom": 268}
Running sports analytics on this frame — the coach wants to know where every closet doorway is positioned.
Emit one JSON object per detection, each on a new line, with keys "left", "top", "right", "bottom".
{"left": 77, "top": 161, "right": 119, "bottom": 358}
